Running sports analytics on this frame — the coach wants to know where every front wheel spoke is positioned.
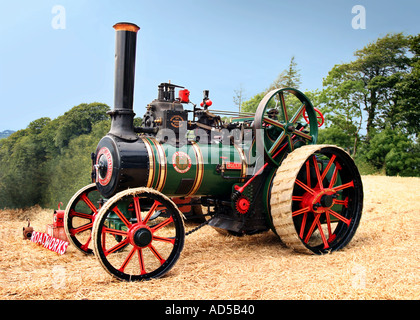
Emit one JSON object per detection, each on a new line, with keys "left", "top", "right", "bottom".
{"left": 104, "top": 238, "right": 129, "bottom": 257}
{"left": 133, "top": 197, "right": 142, "bottom": 224}
{"left": 151, "top": 216, "right": 174, "bottom": 233}
{"left": 153, "top": 235, "right": 176, "bottom": 245}
{"left": 112, "top": 207, "right": 132, "bottom": 228}
{"left": 80, "top": 194, "right": 98, "bottom": 214}
{"left": 80, "top": 236, "right": 92, "bottom": 250}
{"left": 119, "top": 247, "right": 136, "bottom": 272}
{"left": 103, "top": 227, "right": 128, "bottom": 237}
{"left": 70, "top": 222, "right": 92, "bottom": 235}
{"left": 148, "top": 244, "right": 166, "bottom": 265}
{"left": 70, "top": 210, "right": 93, "bottom": 220}
{"left": 142, "top": 200, "right": 159, "bottom": 224}
{"left": 137, "top": 248, "right": 147, "bottom": 275}
{"left": 327, "top": 209, "right": 351, "bottom": 226}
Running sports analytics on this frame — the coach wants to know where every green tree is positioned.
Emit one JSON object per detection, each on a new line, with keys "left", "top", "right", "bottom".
{"left": 54, "top": 102, "right": 110, "bottom": 149}
{"left": 393, "top": 34, "right": 420, "bottom": 137}
{"left": 323, "top": 33, "right": 412, "bottom": 139}
{"left": 364, "top": 127, "right": 419, "bottom": 176}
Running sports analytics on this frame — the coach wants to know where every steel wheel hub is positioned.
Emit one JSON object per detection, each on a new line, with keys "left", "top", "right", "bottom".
{"left": 128, "top": 224, "right": 153, "bottom": 248}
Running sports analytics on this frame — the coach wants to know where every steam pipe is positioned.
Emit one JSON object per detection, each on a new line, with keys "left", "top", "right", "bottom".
{"left": 108, "top": 22, "right": 140, "bottom": 141}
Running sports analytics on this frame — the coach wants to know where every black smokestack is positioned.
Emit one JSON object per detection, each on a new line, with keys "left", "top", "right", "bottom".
{"left": 108, "top": 22, "right": 140, "bottom": 141}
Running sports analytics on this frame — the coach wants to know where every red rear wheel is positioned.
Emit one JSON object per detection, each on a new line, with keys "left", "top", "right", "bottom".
{"left": 270, "top": 145, "right": 363, "bottom": 254}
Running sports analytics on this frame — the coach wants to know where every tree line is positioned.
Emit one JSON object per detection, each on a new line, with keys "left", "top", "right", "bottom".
{"left": 0, "top": 33, "right": 418, "bottom": 209}
{"left": 236, "top": 33, "right": 419, "bottom": 177}
{"left": 0, "top": 103, "right": 111, "bottom": 209}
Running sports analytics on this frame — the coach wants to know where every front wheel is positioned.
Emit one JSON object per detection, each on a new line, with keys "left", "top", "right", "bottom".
{"left": 92, "top": 188, "right": 185, "bottom": 281}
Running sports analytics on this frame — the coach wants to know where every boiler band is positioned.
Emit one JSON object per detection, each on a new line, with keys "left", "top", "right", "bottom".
{"left": 94, "top": 135, "right": 248, "bottom": 199}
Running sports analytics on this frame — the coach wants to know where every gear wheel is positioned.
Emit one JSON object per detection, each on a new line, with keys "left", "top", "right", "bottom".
{"left": 235, "top": 195, "right": 250, "bottom": 214}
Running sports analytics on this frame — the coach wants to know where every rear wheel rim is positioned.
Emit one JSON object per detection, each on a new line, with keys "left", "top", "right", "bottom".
{"left": 270, "top": 145, "right": 363, "bottom": 254}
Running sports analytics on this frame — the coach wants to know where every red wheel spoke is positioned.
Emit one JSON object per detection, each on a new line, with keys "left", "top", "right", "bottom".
{"left": 137, "top": 248, "right": 147, "bottom": 275}
{"left": 325, "top": 212, "right": 332, "bottom": 240}
{"left": 295, "top": 179, "right": 315, "bottom": 195}
{"left": 333, "top": 181, "right": 354, "bottom": 192}
{"left": 292, "top": 206, "right": 311, "bottom": 217}
{"left": 304, "top": 214, "right": 320, "bottom": 244}
{"left": 321, "top": 155, "right": 336, "bottom": 182}
{"left": 148, "top": 244, "right": 166, "bottom": 265}
{"left": 292, "top": 196, "right": 303, "bottom": 201}
{"left": 316, "top": 219, "right": 329, "bottom": 249}
{"left": 306, "top": 160, "right": 311, "bottom": 187}
{"left": 103, "top": 227, "right": 128, "bottom": 237}
{"left": 105, "top": 238, "right": 129, "bottom": 257}
{"left": 327, "top": 209, "right": 351, "bottom": 226}
{"left": 328, "top": 166, "right": 339, "bottom": 189}
{"left": 112, "top": 207, "right": 132, "bottom": 228}
{"left": 118, "top": 246, "right": 136, "bottom": 272}
{"left": 299, "top": 212, "right": 308, "bottom": 239}
{"left": 142, "top": 200, "right": 159, "bottom": 224}
{"left": 133, "top": 196, "right": 142, "bottom": 223}
{"left": 80, "top": 236, "right": 92, "bottom": 251}
{"left": 279, "top": 92, "right": 289, "bottom": 122}
{"left": 153, "top": 235, "right": 176, "bottom": 245}
{"left": 334, "top": 197, "right": 349, "bottom": 208}
{"left": 151, "top": 216, "right": 173, "bottom": 233}
{"left": 70, "top": 222, "right": 92, "bottom": 236}
{"left": 312, "top": 156, "right": 323, "bottom": 189}
{"left": 70, "top": 210, "right": 93, "bottom": 220}
{"left": 80, "top": 193, "right": 98, "bottom": 214}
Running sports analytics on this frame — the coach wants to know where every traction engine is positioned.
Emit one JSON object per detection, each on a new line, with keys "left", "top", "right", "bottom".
{"left": 64, "top": 23, "right": 363, "bottom": 281}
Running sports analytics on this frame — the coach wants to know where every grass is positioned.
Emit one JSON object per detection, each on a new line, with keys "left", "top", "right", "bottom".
{"left": 0, "top": 175, "right": 419, "bottom": 300}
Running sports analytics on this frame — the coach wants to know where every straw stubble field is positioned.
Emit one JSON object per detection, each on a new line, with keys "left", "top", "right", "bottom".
{"left": 0, "top": 175, "right": 419, "bottom": 300}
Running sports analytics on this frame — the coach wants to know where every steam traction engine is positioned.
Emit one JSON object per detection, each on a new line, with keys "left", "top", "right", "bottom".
{"left": 64, "top": 23, "right": 363, "bottom": 281}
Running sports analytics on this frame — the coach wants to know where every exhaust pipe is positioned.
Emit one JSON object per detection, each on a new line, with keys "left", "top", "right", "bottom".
{"left": 108, "top": 22, "right": 140, "bottom": 141}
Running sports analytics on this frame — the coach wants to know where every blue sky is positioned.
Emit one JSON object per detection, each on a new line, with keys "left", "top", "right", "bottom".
{"left": 1, "top": 0, "right": 419, "bottom": 131}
